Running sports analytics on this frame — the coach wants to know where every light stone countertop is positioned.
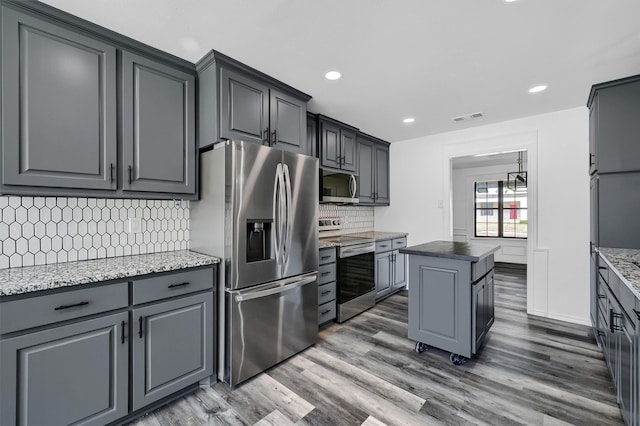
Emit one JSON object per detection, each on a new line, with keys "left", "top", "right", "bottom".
{"left": 598, "top": 247, "right": 640, "bottom": 299}
{"left": 349, "top": 231, "right": 408, "bottom": 241}
{"left": 0, "top": 250, "right": 220, "bottom": 297}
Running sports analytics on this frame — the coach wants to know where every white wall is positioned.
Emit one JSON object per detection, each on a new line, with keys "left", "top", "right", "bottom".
{"left": 375, "top": 107, "right": 590, "bottom": 325}
{"left": 452, "top": 163, "right": 527, "bottom": 264}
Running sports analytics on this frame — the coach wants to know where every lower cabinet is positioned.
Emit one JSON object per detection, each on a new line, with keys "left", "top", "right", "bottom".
{"left": 375, "top": 237, "right": 407, "bottom": 300}
{"left": 132, "top": 292, "right": 213, "bottom": 411}
{"left": 0, "top": 265, "right": 216, "bottom": 426}
{"left": 472, "top": 270, "right": 495, "bottom": 354}
{"left": 318, "top": 247, "right": 337, "bottom": 326}
{"left": 0, "top": 312, "right": 129, "bottom": 426}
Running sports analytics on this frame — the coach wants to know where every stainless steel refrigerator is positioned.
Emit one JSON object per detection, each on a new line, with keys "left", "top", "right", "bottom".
{"left": 191, "top": 140, "right": 319, "bottom": 387}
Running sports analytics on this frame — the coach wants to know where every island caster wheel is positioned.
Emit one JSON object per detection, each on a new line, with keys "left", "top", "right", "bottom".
{"left": 415, "top": 342, "right": 427, "bottom": 354}
{"left": 450, "top": 353, "right": 465, "bottom": 365}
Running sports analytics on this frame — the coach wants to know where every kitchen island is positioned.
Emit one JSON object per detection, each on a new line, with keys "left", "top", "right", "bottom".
{"left": 400, "top": 240, "right": 499, "bottom": 364}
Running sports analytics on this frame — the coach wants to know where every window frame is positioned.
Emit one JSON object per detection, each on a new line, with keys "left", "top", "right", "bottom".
{"left": 474, "top": 180, "right": 527, "bottom": 239}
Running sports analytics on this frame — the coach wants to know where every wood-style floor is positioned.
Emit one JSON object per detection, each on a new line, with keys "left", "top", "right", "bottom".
{"left": 130, "top": 264, "right": 623, "bottom": 426}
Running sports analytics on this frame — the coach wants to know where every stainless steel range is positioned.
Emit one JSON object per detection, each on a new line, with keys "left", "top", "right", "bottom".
{"left": 319, "top": 219, "right": 375, "bottom": 322}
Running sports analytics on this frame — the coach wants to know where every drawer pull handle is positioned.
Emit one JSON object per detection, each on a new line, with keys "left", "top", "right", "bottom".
{"left": 121, "top": 320, "right": 126, "bottom": 344}
{"left": 597, "top": 294, "right": 607, "bottom": 299}
{"left": 598, "top": 266, "right": 607, "bottom": 270}
{"left": 54, "top": 301, "right": 89, "bottom": 311}
{"left": 168, "top": 282, "right": 190, "bottom": 289}
{"left": 321, "top": 256, "right": 332, "bottom": 260}
{"left": 321, "top": 272, "right": 331, "bottom": 276}
{"left": 321, "top": 309, "right": 331, "bottom": 315}
{"left": 321, "top": 290, "right": 332, "bottom": 295}
{"left": 139, "top": 316, "right": 144, "bottom": 338}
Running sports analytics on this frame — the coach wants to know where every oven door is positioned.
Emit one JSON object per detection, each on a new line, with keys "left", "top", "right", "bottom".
{"left": 337, "top": 246, "right": 375, "bottom": 305}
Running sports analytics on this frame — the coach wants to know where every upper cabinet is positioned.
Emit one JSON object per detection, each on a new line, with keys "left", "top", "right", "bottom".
{"left": 357, "top": 133, "right": 389, "bottom": 205}
{"left": 588, "top": 75, "right": 640, "bottom": 175}
{"left": 1, "top": 7, "right": 118, "bottom": 191}
{"left": 318, "top": 115, "right": 357, "bottom": 172}
{"left": 121, "top": 51, "right": 196, "bottom": 195}
{"left": 0, "top": 2, "right": 198, "bottom": 199}
{"left": 197, "top": 51, "right": 311, "bottom": 155}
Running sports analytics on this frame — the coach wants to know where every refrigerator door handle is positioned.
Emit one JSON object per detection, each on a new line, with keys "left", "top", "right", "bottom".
{"left": 234, "top": 273, "right": 318, "bottom": 302}
{"left": 283, "top": 164, "right": 293, "bottom": 266}
{"left": 273, "top": 163, "right": 284, "bottom": 263}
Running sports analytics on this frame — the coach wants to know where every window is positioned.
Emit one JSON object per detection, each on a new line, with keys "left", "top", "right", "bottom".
{"left": 474, "top": 180, "right": 527, "bottom": 238}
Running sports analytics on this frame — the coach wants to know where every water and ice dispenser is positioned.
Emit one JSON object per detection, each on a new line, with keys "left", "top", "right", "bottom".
{"left": 246, "top": 220, "right": 272, "bottom": 262}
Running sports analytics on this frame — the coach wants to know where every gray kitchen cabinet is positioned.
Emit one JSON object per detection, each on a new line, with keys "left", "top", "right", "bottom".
{"left": 0, "top": 311, "right": 129, "bottom": 426}
{"left": 0, "top": 1, "right": 199, "bottom": 199}
{"left": 319, "top": 115, "right": 357, "bottom": 172}
{"left": 318, "top": 247, "right": 337, "bottom": 326}
{"left": 307, "top": 112, "right": 318, "bottom": 158}
{"left": 472, "top": 270, "right": 495, "bottom": 354}
{"left": 598, "top": 173, "right": 640, "bottom": 249}
{"left": 357, "top": 133, "right": 390, "bottom": 205}
{"left": 122, "top": 51, "right": 196, "bottom": 195}
{"left": 375, "top": 237, "right": 407, "bottom": 300}
{"left": 132, "top": 291, "right": 213, "bottom": 410}
{"left": 197, "top": 51, "right": 311, "bottom": 155}
{"left": 588, "top": 76, "right": 640, "bottom": 175}
{"left": 1, "top": 6, "right": 117, "bottom": 192}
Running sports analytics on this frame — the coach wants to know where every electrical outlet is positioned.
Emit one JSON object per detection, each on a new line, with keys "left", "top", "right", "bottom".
{"left": 127, "top": 217, "right": 142, "bottom": 234}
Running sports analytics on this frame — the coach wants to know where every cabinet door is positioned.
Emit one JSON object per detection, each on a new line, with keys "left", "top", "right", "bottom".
{"left": 590, "top": 251, "right": 598, "bottom": 327}
{"left": 588, "top": 94, "right": 598, "bottom": 175}
{"left": 597, "top": 81, "right": 640, "bottom": 174}
{"left": 306, "top": 113, "right": 318, "bottom": 158}
{"left": 220, "top": 67, "right": 269, "bottom": 145}
{"left": 374, "top": 143, "right": 390, "bottom": 205}
{"left": 1, "top": 8, "right": 117, "bottom": 191}
{"left": 590, "top": 175, "right": 599, "bottom": 249}
{"left": 340, "top": 128, "right": 357, "bottom": 172}
{"left": 0, "top": 312, "right": 128, "bottom": 426}
{"left": 485, "top": 270, "right": 495, "bottom": 329}
{"left": 618, "top": 313, "right": 634, "bottom": 426}
{"left": 132, "top": 292, "right": 213, "bottom": 411}
{"left": 472, "top": 278, "right": 487, "bottom": 354}
{"left": 375, "top": 252, "right": 392, "bottom": 299}
{"left": 270, "top": 88, "right": 307, "bottom": 155}
{"left": 122, "top": 51, "right": 196, "bottom": 194}
{"left": 599, "top": 173, "right": 640, "bottom": 249}
{"left": 357, "top": 138, "right": 375, "bottom": 203}
{"left": 393, "top": 251, "right": 407, "bottom": 290}
{"left": 320, "top": 120, "right": 342, "bottom": 169}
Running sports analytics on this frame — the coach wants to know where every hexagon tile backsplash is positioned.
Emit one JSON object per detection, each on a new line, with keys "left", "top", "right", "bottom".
{"left": 0, "top": 196, "right": 189, "bottom": 269}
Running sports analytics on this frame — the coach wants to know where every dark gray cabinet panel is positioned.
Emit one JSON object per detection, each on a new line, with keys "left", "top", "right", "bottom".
{"left": 270, "top": 89, "right": 307, "bottom": 155}
{"left": 376, "top": 238, "right": 407, "bottom": 300}
{"left": 319, "top": 116, "right": 358, "bottom": 172}
{"left": 1, "top": 7, "right": 117, "bottom": 191}
{"left": 472, "top": 277, "right": 487, "bottom": 354}
{"left": 592, "top": 79, "right": 640, "bottom": 174}
{"left": 598, "top": 173, "right": 640, "bottom": 249}
{"left": 393, "top": 252, "right": 407, "bottom": 290}
{"left": 318, "top": 247, "right": 337, "bottom": 325}
{"left": 375, "top": 252, "right": 392, "bottom": 298}
{"left": 618, "top": 311, "right": 634, "bottom": 426}
{"left": 0, "top": 312, "right": 128, "bottom": 426}
{"left": 220, "top": 66, "right": 269, "bottom": 145}
{"left": 356, "top": 133, "right": 390, "bottom": 205}
{"left": 132, "top": 291, "right": 213, "bottom": 410}
{"left": 122, "top": 51, "right": 196, "bottom": 195}
{"left": 306, "top": 112, "right": 318, "bottom": 158}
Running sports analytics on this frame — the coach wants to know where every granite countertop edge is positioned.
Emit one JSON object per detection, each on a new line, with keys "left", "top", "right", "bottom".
{"left": 399, "top": 240, "right": 500, "bottom": 262}
{"left": 319, "top": 231, "right": 408, "bottom": 249}
{"left": 0, "top": 250, "right": 221, "bottom": 297}
{"left": 597, "top": 247, "right": 640, "bottom": 299}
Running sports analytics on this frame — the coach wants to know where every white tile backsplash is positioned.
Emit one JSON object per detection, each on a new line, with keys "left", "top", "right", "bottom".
{"left": 319, "top": 204, "right": 374, "bottom": 234}
{"left": 0, "top": 196, "right": 189, "bottom": 269}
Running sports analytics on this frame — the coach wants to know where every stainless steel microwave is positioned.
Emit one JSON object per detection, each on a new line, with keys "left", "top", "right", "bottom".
{"left": 320, "top": 169, "right": 358, "bottom": 203}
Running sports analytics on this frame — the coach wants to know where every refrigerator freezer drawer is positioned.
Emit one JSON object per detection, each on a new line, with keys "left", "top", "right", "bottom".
{"left": 225, "top": 272, "right": 318, "bottom": 387}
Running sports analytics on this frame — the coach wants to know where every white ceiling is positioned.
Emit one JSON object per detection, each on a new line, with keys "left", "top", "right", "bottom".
{"left": 40, "top": 0, "right": 640, "bottom": 143}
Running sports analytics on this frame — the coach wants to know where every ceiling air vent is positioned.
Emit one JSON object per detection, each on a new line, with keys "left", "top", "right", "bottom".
{"left": 451, "top": 112, "right": 484, "bottom": 122}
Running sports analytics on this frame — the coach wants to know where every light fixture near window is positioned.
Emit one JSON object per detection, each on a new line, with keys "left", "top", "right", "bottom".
{"left": 506, "top": 151, "right": 527, "bottom": 190}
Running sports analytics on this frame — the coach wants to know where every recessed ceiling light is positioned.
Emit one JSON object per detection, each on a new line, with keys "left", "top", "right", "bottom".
{"left": 528, "top": 85, "right": 547, "bottom": 93}
{"left": 403, "top": 117, "right": 415, "bottom": 124}
{"left": 505, "top": 0, "right": 518, "bottom": 2}
{"left": 325, "top": 71, "right": 341, "bottom": 81}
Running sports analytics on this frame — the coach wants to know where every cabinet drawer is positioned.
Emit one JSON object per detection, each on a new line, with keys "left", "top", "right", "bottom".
{"left": 472, "top": 257, "right": 488, "bottom": 283}
{"left": 392, "top": 237, "right": 407, "bottom": 249}
{"left": 318, "top": 282, "right": 337, "bottom": 305}
{"left": 318, "top": 300, "right": 336, "bottom": 324}
{"left": 132, "top": 268, "right": 214, "bottom": 305}
{"left": 319, "top": 248, "right": 336, "bottom": 265}
{"left": 318, "top": 263, "right": 336, "bottom": 285}
{"left": 0, "top": 282, "right": 128, "bottom": 335}
{"left": 376, "top": 239, "right": 393, "bottom": 252}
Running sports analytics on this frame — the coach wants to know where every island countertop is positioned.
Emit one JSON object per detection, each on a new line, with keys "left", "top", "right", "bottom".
{"left": 400, "top": 240, "right": 500, "bottom": 262}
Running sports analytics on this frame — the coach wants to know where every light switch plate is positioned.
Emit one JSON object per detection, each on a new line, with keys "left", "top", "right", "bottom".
{"left": 127, "top": 217, "right": 142, "bottom": 234}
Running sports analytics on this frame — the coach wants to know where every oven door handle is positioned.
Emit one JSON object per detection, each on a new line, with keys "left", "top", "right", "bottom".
{"left": 339, "top": 243, "right": 376, "bottom": 258}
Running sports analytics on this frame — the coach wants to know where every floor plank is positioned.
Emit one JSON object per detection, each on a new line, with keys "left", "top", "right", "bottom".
{"left": 130, "top": 264, "right": 623, "bottom": 426}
